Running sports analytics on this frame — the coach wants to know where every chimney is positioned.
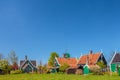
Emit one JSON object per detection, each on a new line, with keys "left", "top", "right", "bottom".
{"left": 63, "top": 54, "right": 67, "bottom": 58}
{"left": 90, "top": 50, "right": 93, "bottom": 54}
{"left": 25, "top": 55, "right": 28, "bottom": 60}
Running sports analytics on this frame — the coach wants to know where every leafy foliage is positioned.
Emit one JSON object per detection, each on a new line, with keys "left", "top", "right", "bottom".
{"left": 10, "top": 70, "right": 22, "bottom": 74}
{"left": 97, "top": 61, "right": 106, "bottom": 69}
{"left": 59, "top": 63, "right": 69, "bottom": 73}
{"left": 90, "top": 66, "right": 104, "bottom": 75}
{"left": 0, "top": 60, "right": 9, "bottom": 70}
{"left": 75, "top": 69, "right": 83, "bottom": 75}
{"left": 0, "top": 60, "right": 11, "bottom": 74}
{"left": 12, "top": 62, "right": 18, "bottom": 70}
{"left": 38, "top": 65, "right": 49, "bottom": 74}
{"left": 0, "top": 53, "right": 4, "bottom": 60}
{"left": 48, "top": 52, "right": 59, "bottom": 67}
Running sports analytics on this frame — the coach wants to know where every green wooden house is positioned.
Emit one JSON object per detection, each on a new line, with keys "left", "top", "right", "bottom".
{"left": 109, "top": 52, "right": 120, "bottom": 72}
{"left": 20, "top": 56, "right": 37, "bottom": 73}
{"left": 78, "top": 51, "right": 107, "bottom": 74}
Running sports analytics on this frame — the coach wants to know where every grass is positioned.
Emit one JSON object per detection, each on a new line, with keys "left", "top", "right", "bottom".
{"left": 0, "top": 74, "right": 120, "bottom": 80}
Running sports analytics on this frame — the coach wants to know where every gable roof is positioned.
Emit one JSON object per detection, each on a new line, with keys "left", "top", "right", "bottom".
{"left": 78, "top": 52, "right": 101, "bottom": 65}
{"left": 20, "top": 59, "right": 36, "bottom": 69}
{"left": 56, "top": 58, "right": 77, "bottom": 68}
{"left": 112, "top": 53, "right": 120, "bottom": 63}
{"left": 20, "top": 60, "right": 36, "bottom": 66}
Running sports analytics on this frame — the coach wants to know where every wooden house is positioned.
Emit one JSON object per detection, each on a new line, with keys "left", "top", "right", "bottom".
{"left": 54, "top": 53, "right": 78, "bottom": 74}
{"left": 20, "top": 56, "right": 37, "bottom": 73}
{"left": 77, "top": 51, "right": 107, "bottom": 74}
{"left": 109, "top": 52, "right": 120, "bottom": 72}
{"left": 54, "top": 51, "right": 107, "bottom": 74}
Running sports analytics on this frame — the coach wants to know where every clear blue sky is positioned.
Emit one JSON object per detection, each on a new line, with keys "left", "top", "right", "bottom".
{"left": 0, "top": 0, "right": 120, "bottom": 64}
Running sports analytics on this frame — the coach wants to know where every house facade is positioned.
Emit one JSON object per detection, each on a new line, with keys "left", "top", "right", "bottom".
{"left": 54, "top": 51, "right": 107, "bottom": 74}
{"left": 20, "top": 56, "right": 37, "bottom": 73}
{"left": 77, "top": 51, "right": 107, "bottom": 74}
{"left": 109, "top": 52, "right": 120, "bottom": 72}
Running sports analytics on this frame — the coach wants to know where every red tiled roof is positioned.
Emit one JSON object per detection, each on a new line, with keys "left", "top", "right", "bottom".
{"left": 56, "top": 58, "right": 77, "bottom": 68}
{"left": 78, "top": 52, "right": 101, "bottom": 65}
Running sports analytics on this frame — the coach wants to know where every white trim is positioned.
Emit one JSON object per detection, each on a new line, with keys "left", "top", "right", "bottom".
{"left": 29, "top": 60, "right": 37, "bottom": 68}
{"left": 28, "top": 62, "right": 34, "bottom": 71}
{"left": 109, "top": 51, "right": 116, "bottom": 72}
{"left": 20, "top": 59, "right": 37, "bottom": 71}
{"left": 77, "top": 53, "right": 82, "bottom": 64}
{"left": 22, "top": 63, "right": 33, "bottom": 71}
{"left": 83, "top": 64, "right": 89, "bottom": 68}
{"left": 20, "top": 60, "right": 27, "bottom": 69}
{"left": 55, "top": 57, "right": 60, "bottom": 66}
{"left": 109, "top": 51, "right": 116, "bottom": 65}
{"left": 95, "top": 53, "right": 102, "bottom": 64}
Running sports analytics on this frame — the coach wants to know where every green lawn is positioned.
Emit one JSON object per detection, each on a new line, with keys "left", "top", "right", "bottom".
{"left": 0, "top": 74, "right": 120, "bottom": 80}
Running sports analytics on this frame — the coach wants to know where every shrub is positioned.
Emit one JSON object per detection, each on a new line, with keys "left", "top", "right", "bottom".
{"left": 10, "top": 70, "right": 22, "bottom": 74}
{"left": 75, "top": 69, "right": 83, "bottom": 75}
{"left": 38, "top": 65, "right": 49, "bottom": 74}
{"left": 90, "top": 67, "right": 104, "bottom": 75}
{"left": 59, "top": 64, "right": 69, "bottom": 73}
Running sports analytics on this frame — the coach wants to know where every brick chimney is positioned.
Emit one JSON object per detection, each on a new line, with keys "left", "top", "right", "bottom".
{"left": 90, "top": 50, "right": 93, "bottom": 54}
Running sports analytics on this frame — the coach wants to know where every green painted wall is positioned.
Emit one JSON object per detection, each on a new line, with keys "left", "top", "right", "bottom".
{"left": 83, "top": 66, "right": 89, "bottom": 74}
{"left": 117, "top": 64, "right": 120, "bottom": 76}
{"left": 111, "top": 64, "right": 117, "bottom": 72}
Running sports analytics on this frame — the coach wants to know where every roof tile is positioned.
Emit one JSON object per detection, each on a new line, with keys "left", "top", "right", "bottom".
{"left": 78, "top": 52, "right": 101, "bottom": 65}
{"left": 57, "top": 58, "right": 77, "bottom": 68}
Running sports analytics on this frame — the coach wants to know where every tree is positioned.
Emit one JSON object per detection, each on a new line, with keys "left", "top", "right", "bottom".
{"left": 48, "top": 52, "right": 59, "bottom": 67}
{"left": 12, "top": 62, "right": 18, "bottom": 70}
{"left": 8, "top": 51, "right": 18, "bottom": 70}
{"left": 97, "top": 61, "right": 106, "bottom": 69}
{"left": 59, "top": 63, "right": 69, "bottom": 73}
{"left": 8, "top": 51, "right": 18, "bottom": 65}
{"left": 38, "top": 63, "right": 49, "bottom": 74}
{"left": 0, "top": 53, "right": 4, "bottom": 60}
{"left": 0, "top": 60, "right": 11, "bottom": 74}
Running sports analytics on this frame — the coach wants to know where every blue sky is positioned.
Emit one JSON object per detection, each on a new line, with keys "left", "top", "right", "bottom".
{"left": 0, "top": 0, "right": 120, "bottom": 64}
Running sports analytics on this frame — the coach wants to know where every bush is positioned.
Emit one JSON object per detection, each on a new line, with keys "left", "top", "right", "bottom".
{"left": 59, "top": 64, "right": 69, "bottom": 73}
{"left": 57, "top": 72, "right": 64, "bottom": 74}
{"left": 10, "top": 70, "right": 22, "bottom": 74}
{"left": 75, "top": 69, "right": 83, "bottom": 75}
{"left": 90, "top": 67, "right": 104, "bottom": 75}
{"left": 38, "top": 65, "right": 50, "bottom": 74}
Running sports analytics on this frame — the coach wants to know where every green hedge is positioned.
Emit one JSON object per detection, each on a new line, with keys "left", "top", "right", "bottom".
{"left": 10, "top": 70, "right": 23, "bottom": 74}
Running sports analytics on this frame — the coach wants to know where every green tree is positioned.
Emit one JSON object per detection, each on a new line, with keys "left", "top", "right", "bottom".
{"left": 97, "top": 61, "right": 106, "bottom": 69}
{"left": 48, "top": 52, "right": 59, "bottom": 67}
{"left": 0, "top": 60, "right": 11, "bottom": 74}
{"left": 0, "top": 53, "right": 4, "bottom": 60}
{"left": 59, "top": 63, "right": 69, "bottom": 73}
